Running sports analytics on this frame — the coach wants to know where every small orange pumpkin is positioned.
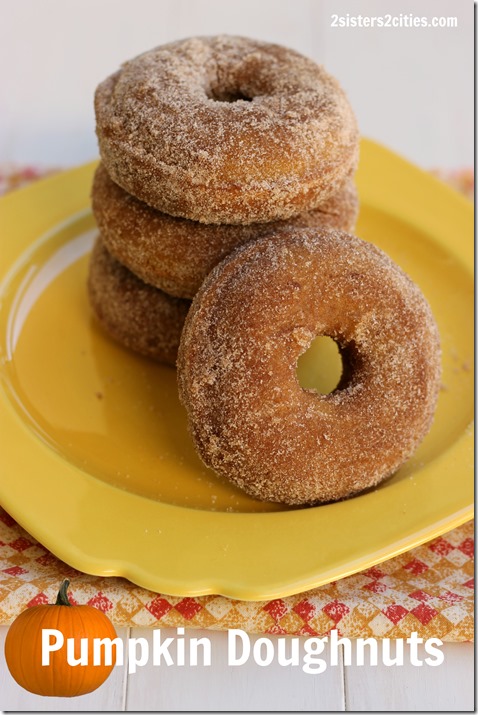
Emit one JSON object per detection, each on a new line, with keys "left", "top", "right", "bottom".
{"left": 4, "top": 579, "right": 118, "bottom": 697}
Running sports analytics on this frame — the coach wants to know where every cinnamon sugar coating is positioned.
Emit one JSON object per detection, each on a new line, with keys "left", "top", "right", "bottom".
{"left": 88, "top": 237, "right": 190, "bottom": 365}
{"left": 177, "top": 227, "right": 441, "bottom": 505}
{"left": 92, "top": 163, "right": 359, "bottom": 299}
{"left": 95, "top": 35, "right": 359, "bottom": 225}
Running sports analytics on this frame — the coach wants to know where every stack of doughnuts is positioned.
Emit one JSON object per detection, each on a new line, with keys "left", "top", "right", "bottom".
{"left": 89, "top": 35, "right": 441, "bottom": 505}
{"left": 89, "top": 35, "right": 359, "bottom": 365}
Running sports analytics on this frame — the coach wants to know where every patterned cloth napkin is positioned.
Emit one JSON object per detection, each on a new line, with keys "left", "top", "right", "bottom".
{"left": 0, "top": 165, "right": 474, "bottom": 641}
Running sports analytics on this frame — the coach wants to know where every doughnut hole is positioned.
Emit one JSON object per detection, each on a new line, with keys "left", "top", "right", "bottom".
{"left": 206, "top": 87, "right": 253, "bottom": 102}
{"left": 296, "top": 336, "right": 344, "bottom": 395}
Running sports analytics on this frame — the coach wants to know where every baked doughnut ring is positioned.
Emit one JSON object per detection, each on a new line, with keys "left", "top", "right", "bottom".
{"left": 88, "top": 237, "right": 190, "bottom": 366}
{"left": 177, "top": 227, "right": 441, "bottom": 505}
{"left": 92, "top": 164, "right": 359, "bottom": 299}
{"left": 95, "top": 35, "right": 359, "bottom": 224}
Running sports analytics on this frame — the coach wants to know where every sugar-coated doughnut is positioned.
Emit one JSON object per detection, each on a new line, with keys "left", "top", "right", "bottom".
{"left": 95, "top": 35, "right": 359, "bottom": 225}
{"left": 88, "top": 237, "right": 190, "bottom": 365}
{"left": 177, "top": 227, "right": 441, "bottom": 505}
{"left": 92, "top": 164, "right": 359, "bottom": 299}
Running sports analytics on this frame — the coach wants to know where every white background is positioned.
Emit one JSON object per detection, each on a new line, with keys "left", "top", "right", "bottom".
{"left": 0, "top": 0, "right": 473, "bottom": 170}
{"left": 0, "top": 0, "right": 474, "bottom": 711}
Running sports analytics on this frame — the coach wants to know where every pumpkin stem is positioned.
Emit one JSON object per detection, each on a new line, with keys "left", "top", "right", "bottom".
{"left": 55, "top": 579, "right": 72, "bottom": 606}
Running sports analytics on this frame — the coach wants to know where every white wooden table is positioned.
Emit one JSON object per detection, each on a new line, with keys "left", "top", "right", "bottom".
{"left": 0, "top": 627, "right": 473, "bottom": 710}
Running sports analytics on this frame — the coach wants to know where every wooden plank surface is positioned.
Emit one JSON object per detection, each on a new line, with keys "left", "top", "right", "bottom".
{"left": 0, "top": 627, "right": 473, "bottom": 711}
{"left": 345, "top": 641, "right": 475, "bottom": 712}
{"left": 124, "top": 628, "right": 345, "bottom": 712}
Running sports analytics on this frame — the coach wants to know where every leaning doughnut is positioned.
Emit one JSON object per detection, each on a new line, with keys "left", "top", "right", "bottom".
{"left": 95, "top": 35, "right": 359, "bottom": 225}
{"left": 92, "top": 164, "right": 359, "bottom": 299}
{"left": 177, "top": 227, "right": 441, "bottom": 505}
{"left": 88, "top": 237, "right": 190, "bottom": 366}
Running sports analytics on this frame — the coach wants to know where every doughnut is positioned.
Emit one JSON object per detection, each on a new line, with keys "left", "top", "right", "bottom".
{"left": 92, "top": 163, "right": 359, "bottom": 299}
{"left": 177, "top": 227, "right": 441, "bottom": 505}
{"left": 87, "top": 237, "right": 190, "bottom": 365}
{"left": 94, "top": 35, "right": 359, "bottom": 225}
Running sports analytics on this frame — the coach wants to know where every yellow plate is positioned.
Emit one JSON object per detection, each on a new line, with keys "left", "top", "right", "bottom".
{"left": 0, "top": 139, "right": 473, "bottom": 600}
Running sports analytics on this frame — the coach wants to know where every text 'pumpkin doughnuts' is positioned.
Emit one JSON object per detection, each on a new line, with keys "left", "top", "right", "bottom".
{"left": 92, "top": 164, "right": 359, "bottom": 299}
{"left": 177, "top": 227, "right": 441, "bottom": 505}
{"left": 88, "top": 237, "right": 190, "bottom": 366}
{"left": 95, "top": 35, "right": 359, "bottom": 225}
